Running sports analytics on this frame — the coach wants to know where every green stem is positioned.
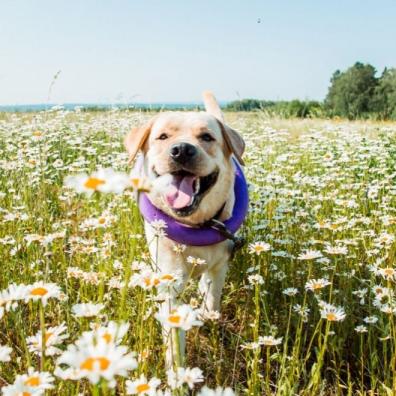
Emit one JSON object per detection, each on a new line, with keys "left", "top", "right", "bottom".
{"left": 173, "top": 328, "right": 183, "bottom": 368}
{"left": 39, "top": 302, "right": 46, "bottom": 371}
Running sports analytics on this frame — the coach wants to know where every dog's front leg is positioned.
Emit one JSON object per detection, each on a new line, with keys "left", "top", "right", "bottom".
{"left": 199, "top": 261, "right": 229, "bottom": 314}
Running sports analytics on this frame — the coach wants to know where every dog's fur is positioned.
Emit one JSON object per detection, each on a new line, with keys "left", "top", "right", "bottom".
{"left": 124, "top": 92, "right": 245, "bottom": 365}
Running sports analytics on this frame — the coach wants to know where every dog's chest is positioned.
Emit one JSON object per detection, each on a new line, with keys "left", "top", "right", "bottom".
{"left": 144, "top": 222, "right": 232, "bottom": 275}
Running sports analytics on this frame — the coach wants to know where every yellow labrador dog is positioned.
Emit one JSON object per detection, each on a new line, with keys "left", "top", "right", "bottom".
{"left": 124, "top": 92, "right": 245, "bottom": 364}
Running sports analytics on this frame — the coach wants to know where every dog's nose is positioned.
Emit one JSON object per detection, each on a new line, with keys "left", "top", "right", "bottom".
{"left": 170, "top": 143, "right": 197, "bottom": 163}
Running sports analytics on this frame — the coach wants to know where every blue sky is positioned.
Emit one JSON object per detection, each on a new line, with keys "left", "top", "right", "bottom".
{"left": 0, "top": 0, "right": 395, "bottom": 104}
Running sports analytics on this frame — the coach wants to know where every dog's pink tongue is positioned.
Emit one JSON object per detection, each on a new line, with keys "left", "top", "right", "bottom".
{"left": 165, "top": 175, "right": 196, "bottom": 209}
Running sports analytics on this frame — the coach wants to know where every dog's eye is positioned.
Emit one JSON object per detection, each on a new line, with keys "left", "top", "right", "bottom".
{"left": 157, "top": 133, "right": 168, "bottom": 140}
{"left": 199, "top": 133, "right": 215, "bottom": 142}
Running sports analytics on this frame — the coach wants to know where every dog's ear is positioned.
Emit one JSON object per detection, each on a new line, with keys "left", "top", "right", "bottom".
{"left": 203, "top": 91, "right": 245, "bottom": 165}
{"left": 124, "top": 118, "right": 155, "bottom": 164}
{"left": 217, "top": 121, "right": 245, "bottom": 165}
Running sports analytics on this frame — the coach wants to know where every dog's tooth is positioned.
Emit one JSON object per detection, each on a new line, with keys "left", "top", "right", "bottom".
{"left": 194, "top": 178, "right": 200, "bottom": 194}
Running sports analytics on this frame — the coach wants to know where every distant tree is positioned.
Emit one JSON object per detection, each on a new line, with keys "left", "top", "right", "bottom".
{"left": 325, "top": 62, "right": 378, "bottom": 119}
{"left": 371, "top": 68, "right": 396, "bottom": 119}
{"left": 285, "top": 100, "right": 323, "bottom": 118}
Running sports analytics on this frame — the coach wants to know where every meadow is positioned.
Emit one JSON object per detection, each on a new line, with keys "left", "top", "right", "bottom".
{"left": 1, "top": 109, "right": 396, "bottom": 395}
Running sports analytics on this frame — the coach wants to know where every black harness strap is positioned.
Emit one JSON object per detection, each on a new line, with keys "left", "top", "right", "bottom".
{"left": 180, "top": 202, "right": 246, "bottom": 255}
{"left": 203, "top": 202, "right": 246, "bottom": 257}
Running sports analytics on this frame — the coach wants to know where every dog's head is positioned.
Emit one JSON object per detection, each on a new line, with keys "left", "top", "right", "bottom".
{"left": 125, "top": 94, "right": 244, "bottom": 224}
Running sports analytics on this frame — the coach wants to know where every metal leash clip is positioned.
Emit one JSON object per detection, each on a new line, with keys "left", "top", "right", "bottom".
{"left": 205, "top": 218, "right": 246, "bottom": 256}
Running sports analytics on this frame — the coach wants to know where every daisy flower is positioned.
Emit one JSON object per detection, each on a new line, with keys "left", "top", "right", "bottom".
{"left": 156, "top": 304, "right": 202, "bottom": 331}
{"left": 248, "top": 274, "right": 264, "bottom": 285}
{"left": 126, "top": 374, "right": 161, "bottom": 395}
{"left": 64, "top": 168, "right": 130, "bottom": 196}
{"left": 1, "top": 377, "right": 39, "bottom": 396}
{"left": 19, "top": 367, "right": 55, "bottom": 392}
{"left": 81, "top": 321, "right": 129, "bottom": 346}
{"left": 26, "top": 322, "right": 68, "bottom": 356}
{"left": 305, "top": 278, "right": 331, "bottom": 292}
{"left": 128, "top": 268, "right": 163, "bottom": 290}
{"left": 128, "top": 268, "right": 181, "bottom": 292}
{"left": 355, "top": 325, "right": 368, "bottom": 333}
{"left": 282, "top": 287, "right": 299, "bottom": 296}
{"left": 72, "top": 302, "right": 104, "bottom": 318}
{"left": 372, "top": 284, "right": 391, "bottom": 299}
{"left": 241, "top": 341, "right": 261, "bottom": 350}
{"left": 380, "top": 304, "right": 396, "bottom": 315}
{"left": 248, "top": 241, "right": 271, "bottom": 255}
{"left": 0, "top": 344, "right": 12, "bottom": 362}
{"left": 150, "top": 219, "right": 168, "bottom": 237}
{"left": 293, "top": 304, "right": 310, "bottom": 321}
{"left": 197, "top": 386, "right": 235, "bottom": 396}
{"left": 320, "top": 303, "right": 346, "bottom": 322}
{"left": 297, "top": 250, "right": 323, "bottom": 260}
{"left": 200, "top": 310, "right": 221, "bottom": 321}
{"left": 32, "top": 130, "right": 44, "bottom": 140}
{"left": 363, "top": 316, "right": 378, "bottom": 324}
{"left": 0, "top": 283, "right": 27, "bottom": 312}
{"left": 53, "top": 366, "right": 81, "bottom": 381}
{"left": 25, "top": 281, "right": 62, "bottom": 306}
{"left": 378, "top": 267, "right": 396, "bottom": 281}
{"left": 258, "top": 335, "right": 283, "bottom": 346}
{"left": 129, "top": 176, "right": 152, "bottom": 193}
{"left": 324, "top": 245, "right": 348, "bottom": 255}
{"left": 172, "top": 244, "right": 186, "bottom": 254}
{"left": 56, "top": 338, "right": 137, "bottom": 385}
{"left": 167, "top": 366, "right": 204, "bottom": 390}
{"left": 186, "top": 256, "right": 206, "bottom": 266}
{"left": 150, "top": 219, "right": 168, "bottom": 231}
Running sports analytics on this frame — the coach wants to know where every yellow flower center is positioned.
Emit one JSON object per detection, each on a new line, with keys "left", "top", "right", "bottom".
{"left": 326, "top": 313, "right": 337, "bottom": 321}
{"left": 98, "top": 217, "right": 106, "bottom": 224}
{"left": 84, "top": 177, "right": 105, "bottom": 190}
{"left": 30, "top": 287, "right": 48, "bottom": 296}
{"left": 22, "top": 393, "right": 32, "bottom": 396}
{"left": 32, "top": 131, "right": 42, "bottom": 137}
{"left": 24, "top": 376, "right": 40, "bottom": 386}
{"left": 153, "top": 278, "right": 160, "bottom": 286}
{"left": 80, "top": 356, "right": 110, "bottom": 371}
{"left": 312, "top": 283, "right": 322, "bottom": 290}
{"left": 384, "top": 268, "right": 394, "bottom": 276}
{"left": 130, "top": 178, "right": 141, "bottom": 189}
{"left": 102, "top": 333, "right": 112, "bottom": 343}
{"left": 161, "top": 274, "right": 174, "bottom": 281}
{"left": 45, "top": 332, "right": 53, "bottom": 343}
{"left": 137, "top": 383, "right": 150, "bottom": 393}
{"left": 143, "top": 278, "right": 152, "bottom": 287}
{"left": 168, "top": 315, "right": 181, "bottom": 324}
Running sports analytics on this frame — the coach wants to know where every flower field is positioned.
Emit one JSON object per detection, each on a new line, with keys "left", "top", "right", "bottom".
{"left": 1, "top": 109, "right": 396, "bottom": 395}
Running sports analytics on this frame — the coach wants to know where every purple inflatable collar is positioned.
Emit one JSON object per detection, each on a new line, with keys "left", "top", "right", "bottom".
{"left": 137, "top": 158, "right": 249, "bottom": 246}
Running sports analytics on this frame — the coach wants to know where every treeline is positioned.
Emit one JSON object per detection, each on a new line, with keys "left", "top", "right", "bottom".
{"left": 225, "top": 63, "right": 396, "bottom": 120}
{"left": 225, "top": 99, "right": 324, "bottom": 118}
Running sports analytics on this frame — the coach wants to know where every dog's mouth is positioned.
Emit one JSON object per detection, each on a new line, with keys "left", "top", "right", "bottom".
{"left": 154, "top": 168, "right": 219, "bottom": 216}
